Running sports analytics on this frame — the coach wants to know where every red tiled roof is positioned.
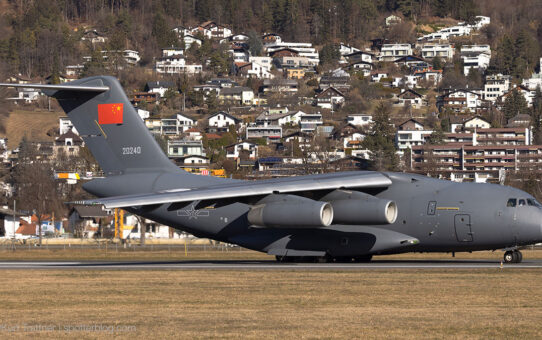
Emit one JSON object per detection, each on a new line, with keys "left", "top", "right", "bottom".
{"left": 206, "top": 133, "right": 222, "bottom": 140}
{"left": 16, "top": 220, "right": 36, "bottom": 235}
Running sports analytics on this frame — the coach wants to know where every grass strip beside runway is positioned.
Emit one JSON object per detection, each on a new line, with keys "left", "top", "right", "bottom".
{"left": 0, "top": 269, "right": 541, "bottom": 339}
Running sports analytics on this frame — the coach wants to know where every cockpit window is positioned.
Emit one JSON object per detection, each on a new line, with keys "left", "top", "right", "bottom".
{"left": 519, "top": 199, "right": 526, "bottom": 206}
{"left": 507, "top": 199, "right": 517, "bottom": 207}
{"left": 527, "top": 199, "right": 542, "bottom": 207}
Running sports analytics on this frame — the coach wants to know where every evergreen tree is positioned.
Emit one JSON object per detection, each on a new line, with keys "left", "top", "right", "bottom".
{"left": 152, "top": 12, "right": 177, "bottom": 48}
{"left": 319, "top": 44, "right": 340, "bottom": 65}
{"left": 362, "top": 102, "right": 398, "bottom": 171}
{"left": 426, "top": 125, "right": 446, "bottom": 145}
{"left": 502, "top": 89, "right": 529, "bottom": 121}
{"left": 247, "top": 30, "right": 263, "bottom": 56}
{"left": 205, "top": 90, "right": 219, "bottom": 111}
{"left": 432, "top": 56, "right": 443, "bottom": 70}
{"left": 531, "top": 87, "right": 542, "bottom": 144}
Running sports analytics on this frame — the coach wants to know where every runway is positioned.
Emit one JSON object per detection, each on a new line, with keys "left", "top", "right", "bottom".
{"left": 1, "top": 259, "right": 542, "bottom": 270}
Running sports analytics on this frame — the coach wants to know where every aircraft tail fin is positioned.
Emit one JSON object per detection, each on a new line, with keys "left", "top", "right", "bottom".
{"left": 1, "top": 76, "right": 179, "bottom": 176}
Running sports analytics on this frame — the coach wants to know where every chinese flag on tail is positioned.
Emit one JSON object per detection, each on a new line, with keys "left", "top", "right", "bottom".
{"left": 98, "top": 103, "right": 124, "bottom": 124}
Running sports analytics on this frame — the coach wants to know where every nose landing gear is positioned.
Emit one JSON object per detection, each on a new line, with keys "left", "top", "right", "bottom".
{"left": 503, "top": 250, "right": 523, "bottom": 263}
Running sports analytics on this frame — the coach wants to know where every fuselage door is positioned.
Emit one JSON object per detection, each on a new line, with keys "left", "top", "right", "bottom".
{"left": 454, "top": 214, "right": 473, "bottom": 242}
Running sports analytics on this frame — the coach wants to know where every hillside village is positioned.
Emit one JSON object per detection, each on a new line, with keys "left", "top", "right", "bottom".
{"left": 1, "top": 2, "right": 542, "bottom": 240}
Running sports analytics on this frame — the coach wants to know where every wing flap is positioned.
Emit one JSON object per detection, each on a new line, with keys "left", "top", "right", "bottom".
{"left": 72, "top": 172, "right": 392, "bottom": 208}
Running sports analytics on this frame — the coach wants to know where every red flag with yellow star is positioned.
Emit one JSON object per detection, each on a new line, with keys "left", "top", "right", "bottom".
{"left": 98, "top": 103, "right": 123, "bottom": 124}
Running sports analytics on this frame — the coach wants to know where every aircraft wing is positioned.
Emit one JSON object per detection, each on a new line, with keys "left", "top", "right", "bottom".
{"left": 72, "top": 171, "right": 392, "bottom": 209}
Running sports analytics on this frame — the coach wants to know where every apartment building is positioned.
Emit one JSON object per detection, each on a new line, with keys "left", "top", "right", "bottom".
{"left": 411, "top": 144, "right": 542, "bottom": 183}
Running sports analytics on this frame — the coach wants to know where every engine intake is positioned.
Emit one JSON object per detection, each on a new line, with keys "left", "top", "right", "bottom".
{"left": 248, "top": 195, "right": 333, "bottom": 228}
{"left": 322, "top": 190, "right": 398, "bottom": 225}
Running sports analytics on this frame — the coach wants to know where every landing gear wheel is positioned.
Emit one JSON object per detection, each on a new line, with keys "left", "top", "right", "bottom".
{"left": 503, "top": 250, "right": 523, "bottom": 263}
{"left": 503, "top": 251, "right": 515, "bottom": 263}
{"left": 515, "top": 250, "right": 523, "bottom": 263}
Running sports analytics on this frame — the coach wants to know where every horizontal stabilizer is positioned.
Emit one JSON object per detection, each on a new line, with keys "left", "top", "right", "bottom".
{"left": 0, "top": 83, "right": 109, "bottom": 92}
{"left": 71, "top": 171, "right": 392, "bottom": 208}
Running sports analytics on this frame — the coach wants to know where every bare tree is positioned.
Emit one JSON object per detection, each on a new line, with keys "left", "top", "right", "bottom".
{"left": 11, "top": 138, "right": 65, "bottom": 245}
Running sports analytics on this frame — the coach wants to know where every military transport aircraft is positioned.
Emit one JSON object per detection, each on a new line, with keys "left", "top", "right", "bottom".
{"left": 2, "top": 76, "right": 541, "bottom": 263}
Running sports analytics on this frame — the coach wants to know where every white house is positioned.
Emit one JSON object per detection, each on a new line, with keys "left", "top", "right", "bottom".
{"left": 346, "top": 114, "right": 373, "bottom": 127}
{"left": 231, "top": 46, "right": 250, "bottom": 62}
{"left": 439, "top": 89, "right": 484, "bottom": 113}
{"left": 81, "top": 30, "right": 108, "bottom": 44}
{"left": 460, "top": 16, "right": 491, "bottom": 30}
{"left": 265, "top": 41, "right": 320, "bottom": 64}
{"left": 199, "top": 21, "right": 232, "bottom": 39}
{"left": 6, "top": 88, "right": 40, "bottom": 104}
{"left": 421, "top": 43, "right": 455, "bottom": 60}
{"left": 349, "top": 61, "right": 373, "bottom": 77}
{"left": 338, "top": 43, "right": 360, "bottom": 56}
{"left": 236, "top": 61, "right": 274, "bottom": 79}
{"left": 379, "top": 44, "right": 412, "bottom": 62}
{"left": 395, "top": 119, "right": 433, "bottom": 151}
{"left": 314, "top": 87, "right": 346, "bottom": 110}
{"left": 145, "top": 81, "right": 175, "bottom": 97}
{"left": 385, "top": 14, "right": 402, "bottom": 26}
{"left": 300, "top": 113, "right": 324, "bottom": 132}
{"left": 155, "top": 50, "right": 202, "bottom": 74}
{"left": 522, "top": 58, "right": 542, "bottom": 90}
{"left": 460, "top": 45, "right": 491, "bottom": 76}
{"left": 418, "top": 24, "right": 474, "bottom": 41}
{"left": 85, "top": 49, "right": 140, "bottom": 65}
{"left": 395, "top": 89, "right": 426, "bottom": 109}
{"left": 438, "top": 25, "right": 472, "bottom": 38}
{"left": 250, "top": 56, "right": 273, "bottom": 69}
{"left": 218, "top": 87, "right": 255, "bottom": 106}
{"left": 371, "top": 72, "right": 388, "bottom": 82}
{"left": 161, "top": 47, "right": 183, "bottom": 57}
{"left": 246, "top": 124, "right": 282, "bottom": 141}
{"left": 226, "top": 142, "right": 258, "bottom": 160}
{"left": 345, "top": 50, "right": 374, "bottom": 64}
{"left": 464, "top": 116, "right": 491, "bottom": 130}
{"left": 123, "top": 214, "right": 176, "bottom": 240}
{"left": 167, "top": 139, "right": 205, "bottom": 158}
{"left": 59, "top": 117, "right": 78, "bottom": 135}
{"left": 183, "top": 34, "right": 203, "bottom": 49}
{"left": 208, "top": 111, "right": 240, "bottom": 128}
{"left": 484, "top": 74, "right": 511, "bottom": 101}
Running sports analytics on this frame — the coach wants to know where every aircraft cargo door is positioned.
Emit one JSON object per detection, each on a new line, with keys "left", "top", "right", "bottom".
{"left": 454, "top": 214, "right": 473, "bottom": 242}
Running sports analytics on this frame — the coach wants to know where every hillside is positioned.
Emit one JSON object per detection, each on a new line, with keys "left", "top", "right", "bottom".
{"left": 0, "top": 109, "right": 64, "bottom": 148}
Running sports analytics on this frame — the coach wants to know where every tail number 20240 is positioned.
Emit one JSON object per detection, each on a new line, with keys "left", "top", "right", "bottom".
{"left": 122, "top": 146, "right": 142, "bottom": 155}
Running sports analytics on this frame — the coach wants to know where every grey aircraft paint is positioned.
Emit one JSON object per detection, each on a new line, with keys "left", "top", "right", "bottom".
{"left": 2, "top": 76, "right": 542, "bottom": 263}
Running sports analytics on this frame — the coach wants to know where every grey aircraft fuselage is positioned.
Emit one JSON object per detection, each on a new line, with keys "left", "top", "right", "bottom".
{"left": 83, "top": 169, "right": 542, "bottom": 258}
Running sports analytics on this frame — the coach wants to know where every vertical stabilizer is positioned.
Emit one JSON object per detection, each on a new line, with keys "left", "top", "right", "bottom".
{"left": 46, "top": 76, "right": 179, "bottom": 176}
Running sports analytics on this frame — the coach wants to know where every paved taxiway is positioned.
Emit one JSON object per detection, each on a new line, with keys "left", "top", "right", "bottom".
{"left": 1, "top": 260, "right": 542, "bottom": 270}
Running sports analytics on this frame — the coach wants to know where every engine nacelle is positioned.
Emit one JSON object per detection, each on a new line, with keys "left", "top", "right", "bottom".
{"left": 322, "top": 190, "right": 398, "bottom": 225}
{"left": 247, "top": 195, "right": 334, "bottom": 228}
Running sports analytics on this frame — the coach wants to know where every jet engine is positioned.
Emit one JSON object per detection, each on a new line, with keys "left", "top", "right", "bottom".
{"left": 247, "top": 194, "right": 334, "bottom": 228}
{"left": 322, "top": 190, "right": 398, "bottom": 225}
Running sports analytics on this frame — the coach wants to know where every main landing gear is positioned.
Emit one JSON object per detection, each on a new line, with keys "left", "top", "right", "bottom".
{"left": 503, "top": 250, "right": 523, "bottom": 263}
